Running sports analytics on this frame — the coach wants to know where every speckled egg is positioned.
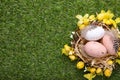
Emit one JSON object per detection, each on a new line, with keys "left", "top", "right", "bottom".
{"left": 81, "top": 25, "right": 105, "bottom": 41}
{"left": 84, "top": 41, "right": 107, "bottom": 58}
{"left": 102, "top": 34, "right": 116, "bottom": 55}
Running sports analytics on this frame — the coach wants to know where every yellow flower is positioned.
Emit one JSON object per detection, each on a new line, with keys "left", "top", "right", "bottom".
{"left": 116, "top": 59, "right": 120, "bottom": 64}
{"left": 76, "top": 15, "right": 83, "bottom": 20}
{"left": 76, "top": 15, "right": 84, "bottom": 27}
{"left": 97, "top": 10, "right": 114, "bottom": 21}
{"left": 104, "top": 10, "right": 114, "bottom": 19}
{"left": 96, "top": 68, "right": 102, "bottom": 74}
{"left": 108, "top": 10, "right": 114, "bottom": 18}
{"left": 97, "top": 13, "right": 104, "bottom": 21}
{"left": 79, "top": 24, "right": 86, "bottom": 30}
{"left": 76, "top": 61, "right": 84, "bottom": 69}
{"left": 69, "top": 55, "right": 77, "bottom": 61}
{"left": 89, "top": 15, "right": 96, "bottom": 21}
{"left": 109, "top": 19, "right": 117, "bottom": 28}
{"left": 104, "top": 69, "right": 112, "bottom": 77}
{"left": 112, "top": 20, "right": 117, "bottom": 28}
{"left": 76, "top": 14, "right": 90, "bottom": 29}
{"left": 103, "top": 19, "right": 112, "bottom": 25}
{"left": 84, "top": 73, "right": 96, "bottom": 80}
{"left": 97, "top": 10, "right": 105, "bottom": 21}
{"left": 103, "top": 19, "right": 117, "bottom": 28}
{"left": 107, "top": 60, "right": 114, "bottom": 65}
{"left": 64, "top": 44, "right": 71, "bottom": 51}
{"left": 89, "top": 67, "right": 96, "bottom": 73}
{"left": 83, "top": 18, "right": 89, "bottom": 25}
{"left": 77, "top": 20, "right": 83, "bottom": 27}
{"left": 115, "top": 18, "right": 120, "bottom": 23}
{"left": 77, "top": 15, "right": 89, "bottom": 26}
{"left": 62, "top": 48, "right": 69, "bottom": 56}
{"left": 84, "top": 14, "right": 89, "bottom": 18}
{"left": 62, "top": 44, "right": 72, "bottom": 56}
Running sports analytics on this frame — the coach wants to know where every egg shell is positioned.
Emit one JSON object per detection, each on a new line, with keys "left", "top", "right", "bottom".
{"left": 84, "top": 41, "right": 107, "bottom": 58}
{"left": 81, "top": 25, "right": 105, "bottom": 41}
{"left": 102, "top": 34, "right": 116, "bottom": 55}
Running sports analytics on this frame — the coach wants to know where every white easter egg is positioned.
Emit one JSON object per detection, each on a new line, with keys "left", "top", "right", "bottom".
{"left": 81, "top": 25, "right": 105, "bottom": 41}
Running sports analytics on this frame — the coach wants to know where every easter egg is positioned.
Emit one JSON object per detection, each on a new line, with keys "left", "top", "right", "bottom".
{"left": 102, "top": 34, "right": 116, "bottom": 55}
{"left": 81, "top": 25, "right": 105, "bottom": 41}
{"left": 84, "top": 41, "right": 107, "bottom": 58}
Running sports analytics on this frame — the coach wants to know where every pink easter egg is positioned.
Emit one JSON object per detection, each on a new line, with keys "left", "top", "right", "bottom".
{"left": 84, "top": 41, "right": 107, "bottom": 58}
{"left": 102, "top": 34, "right": 116, "bottom": 55}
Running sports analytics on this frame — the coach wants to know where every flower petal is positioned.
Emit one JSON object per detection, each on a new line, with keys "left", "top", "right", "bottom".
{"left": 115, "top": 18, "right": 120, "bottom": 23}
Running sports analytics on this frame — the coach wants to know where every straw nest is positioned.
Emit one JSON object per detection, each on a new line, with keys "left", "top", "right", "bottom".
{"left": 71, "top": 21, "right": 120, "bottom": 71}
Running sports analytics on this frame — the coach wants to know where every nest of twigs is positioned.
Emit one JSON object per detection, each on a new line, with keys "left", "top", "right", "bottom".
{"left": 71, "top": 21, "right": 120, "bottom": 71}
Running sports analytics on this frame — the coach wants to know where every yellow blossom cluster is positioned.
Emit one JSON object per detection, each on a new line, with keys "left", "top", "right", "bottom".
{"left": 97, "top": 10, "right": 120, "bottom": 28}
{"left": 76, "top": 14, "right": 96, "bottom": 30}
{"left": 83, "top": 67, "right": 112, "bottom": 80}
{"left": 83, "top": 68, "right": 112, "bottom": 80}
{"left": 78, "top": 59, "right": 114, "bottom": 80}
{"left": 62, "top": 44, "right": 77, "bottom": 61}
{"left": 76, "top": 10, "right": 120, "bottom": 30}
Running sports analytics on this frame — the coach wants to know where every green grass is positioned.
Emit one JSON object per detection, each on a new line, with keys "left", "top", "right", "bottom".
{"left": 1, "top": 0, "right": 120, "bottom": 80}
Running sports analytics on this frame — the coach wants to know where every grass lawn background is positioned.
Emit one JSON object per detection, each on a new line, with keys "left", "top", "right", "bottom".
{"left": 1, "top": 0, "right": 120, "bottom": 80}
